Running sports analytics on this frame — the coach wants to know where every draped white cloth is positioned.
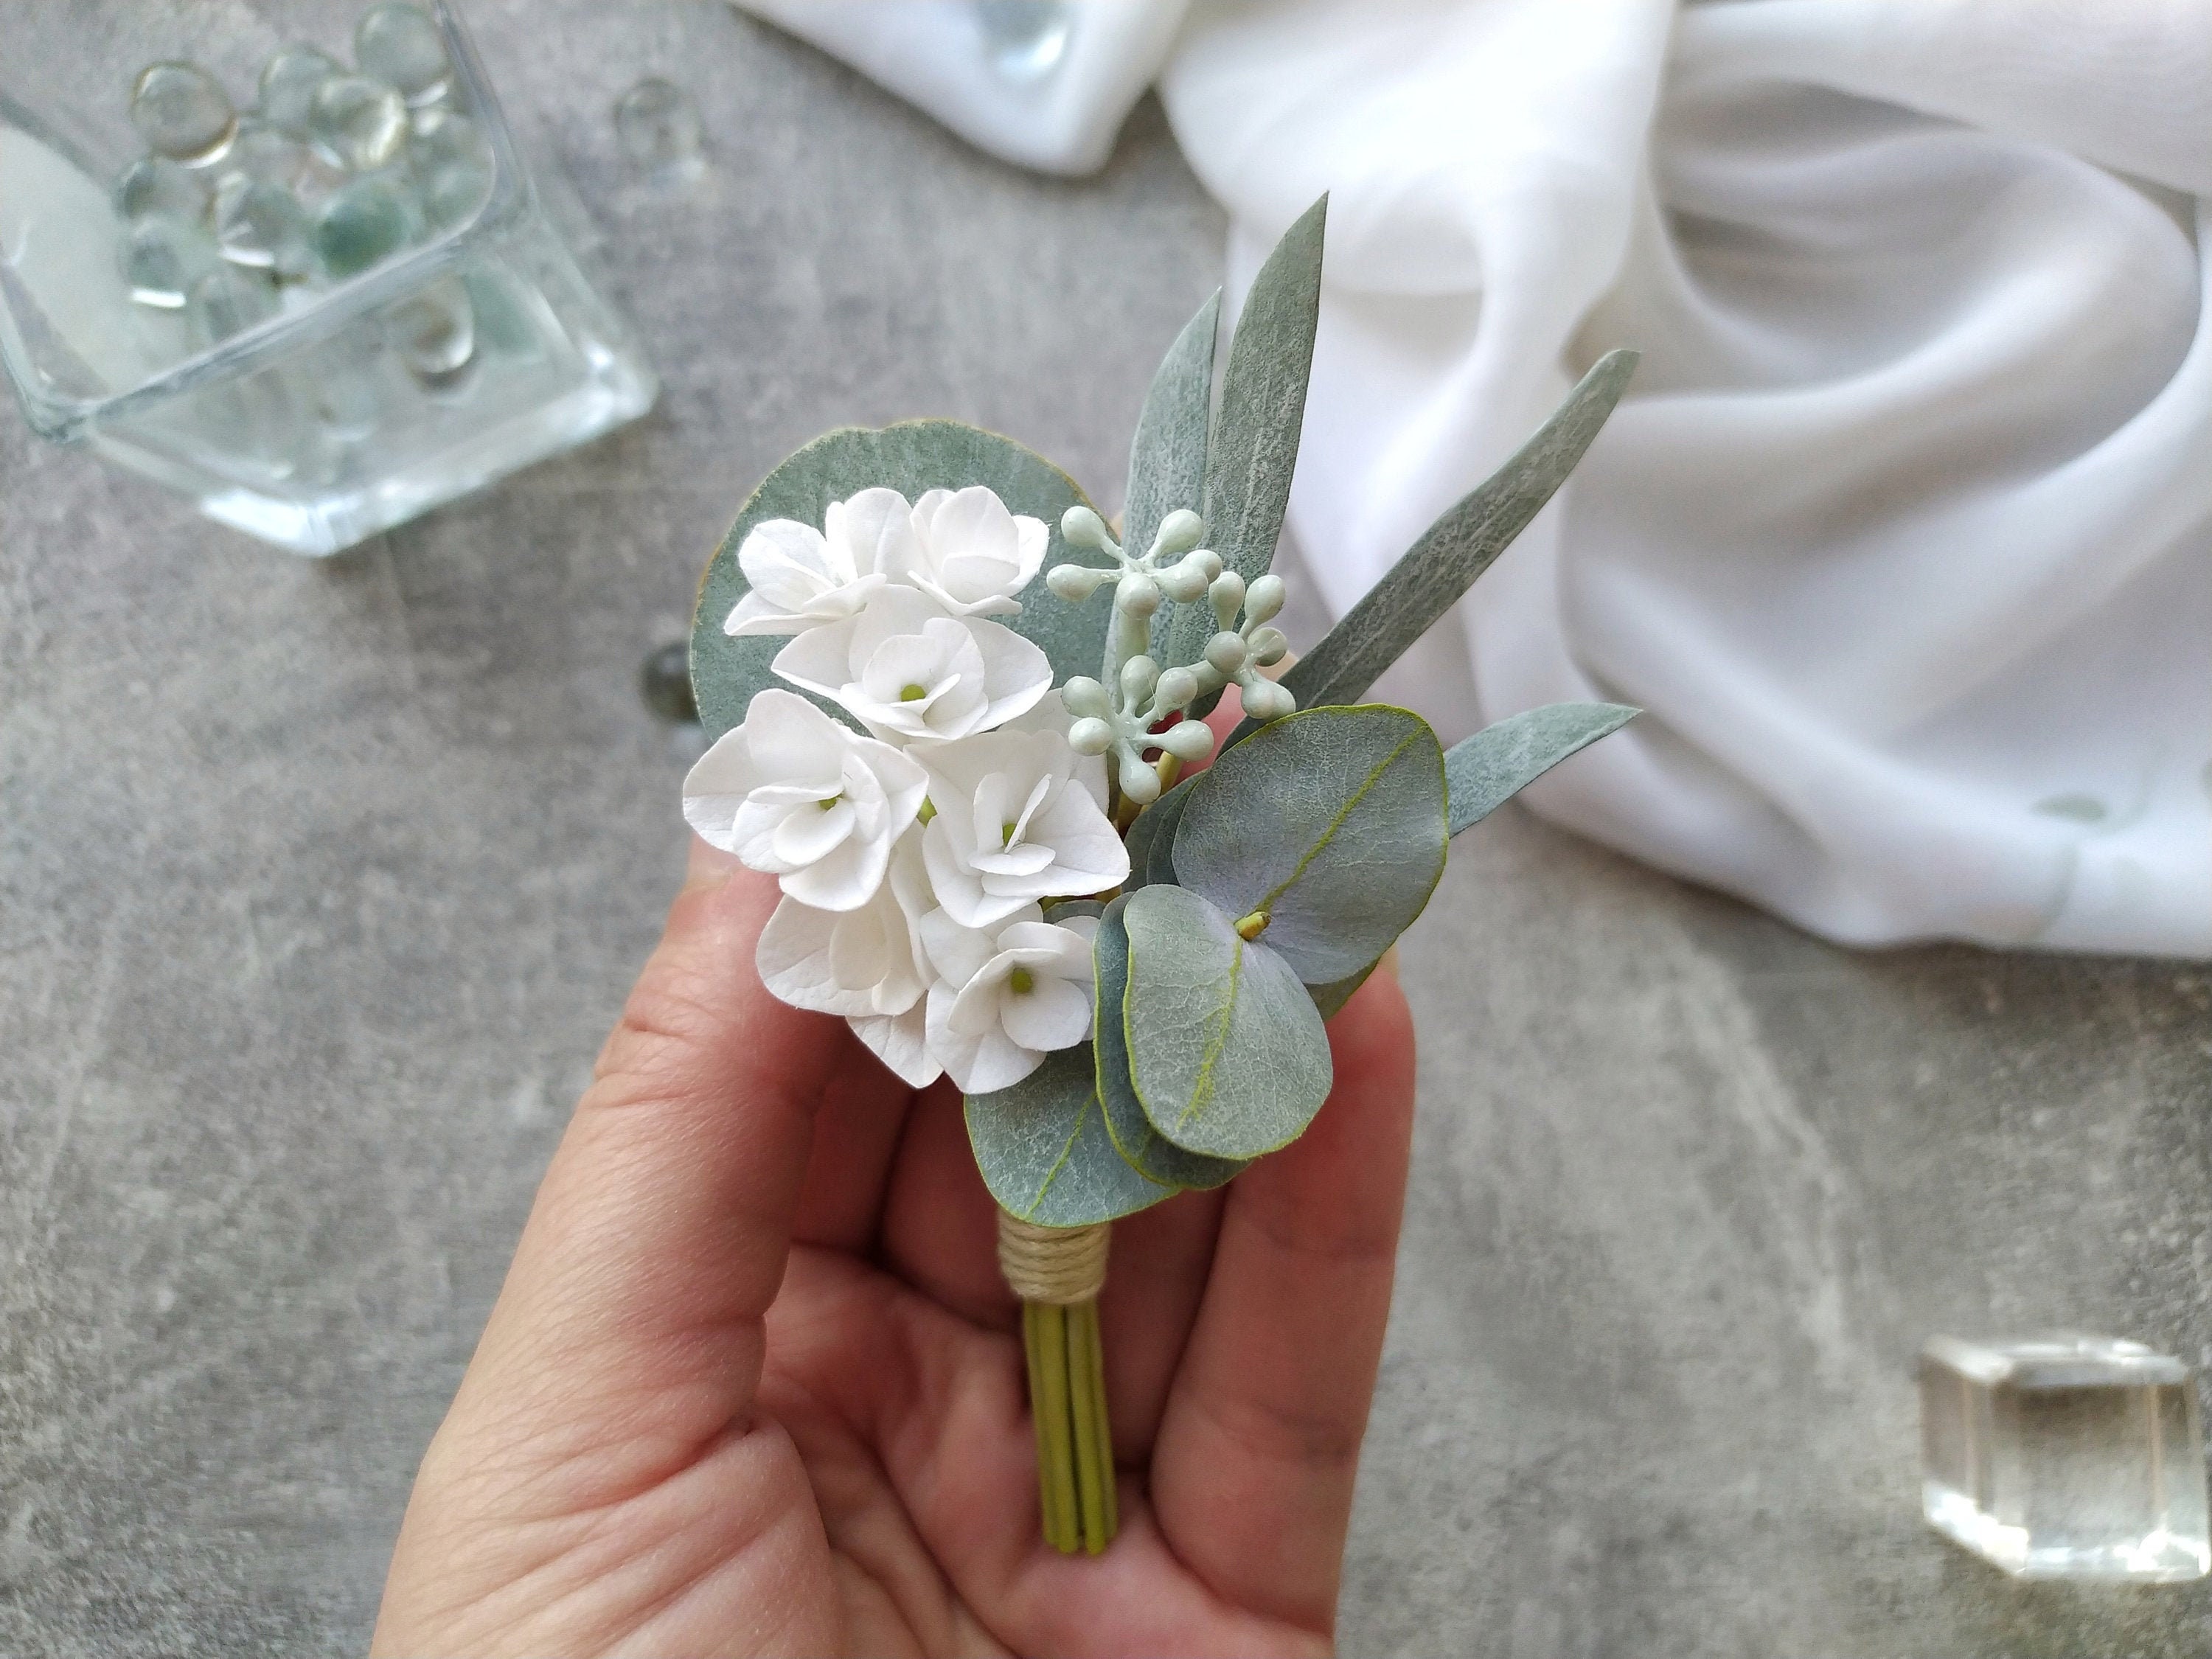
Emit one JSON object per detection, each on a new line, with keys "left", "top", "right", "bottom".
{"left": 735, "top": 0, "right": 2212, "bottom": 956}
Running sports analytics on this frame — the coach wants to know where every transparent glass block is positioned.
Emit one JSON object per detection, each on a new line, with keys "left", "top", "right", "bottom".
{"left": 1919, "top": 1334, "right": 2210, "bottom": 1582}
{"left": 0, "top": 1, "right": 655, "bottom": 555}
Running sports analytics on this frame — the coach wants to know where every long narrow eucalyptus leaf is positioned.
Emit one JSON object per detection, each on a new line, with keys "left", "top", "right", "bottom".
{"left": 1124, "top": 289, "right": 1220, "bottom": 571}
{"left": 1445, "top": 701, "right": 1640, "bottom": 835}
{"left": 1248, "top": 349, "right": 1638, "bottom": 737}
{"left": 1162, "top": 196, "right": 1328, "bottom": 681}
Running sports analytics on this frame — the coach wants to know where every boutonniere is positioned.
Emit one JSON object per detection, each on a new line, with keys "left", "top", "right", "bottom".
{"left": 686, "top": 196, "right": 1638, "bottom": 1555}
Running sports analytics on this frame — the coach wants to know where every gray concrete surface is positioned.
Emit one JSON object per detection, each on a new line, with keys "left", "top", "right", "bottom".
{"left": 3, "top": 5, "right": 2209, "bottom": 1655}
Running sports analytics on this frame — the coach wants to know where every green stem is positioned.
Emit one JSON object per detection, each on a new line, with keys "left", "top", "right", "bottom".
{"left": 1068, "top": 1301, "right": 1110, "bottom": 1554}
{"left": 1080, "top": 1300, "right": 1119, "bottom": 1545}
{"left": 1020, "top": 1304, "right": 1057, "bottom": 1550}
{"left": 1032, "top": 1302, "right": 1079, "bottom": 1552}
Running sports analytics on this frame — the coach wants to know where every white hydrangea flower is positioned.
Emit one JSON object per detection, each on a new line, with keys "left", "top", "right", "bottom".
{"left": 756, "top": 832, "right": 942, "bottom": 1088}
{"left": 905, "top": 486, "right": 1048, "bottom": 617}
{"left": 919, "top": 906, "right": 1099, "bottom": 1093}
{"left": 722, "top": 487, "right": 920, "bottom": 636}
{"left": 919, "top": 712, "right": 1127, "bottom": 928}
{"left": 773, "top": 583, "right": 1051, "bottom": 745}
{"left": 682, "top": 689, "right": 928, "bottom": 911}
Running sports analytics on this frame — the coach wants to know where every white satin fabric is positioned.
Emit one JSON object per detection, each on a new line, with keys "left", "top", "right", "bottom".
{"left": 734, "top": 0, "right": 2212, "bottom": 956}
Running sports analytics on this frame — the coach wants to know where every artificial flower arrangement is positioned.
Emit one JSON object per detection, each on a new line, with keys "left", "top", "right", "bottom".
{"left": 684, "top": 197, "right": 1638, "bottom": 1556}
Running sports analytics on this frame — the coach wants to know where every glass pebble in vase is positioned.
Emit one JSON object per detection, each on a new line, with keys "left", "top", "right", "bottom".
{"left": 1919, "top": 1333, "right": 2211, "bottom": 1582}
{"left": 0, "top": 1, "right": 656, "bottom": 555}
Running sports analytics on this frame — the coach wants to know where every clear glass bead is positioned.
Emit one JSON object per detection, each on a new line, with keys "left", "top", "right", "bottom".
{"left": 114, "top": 156, "right": 211, "bottom": 226}
{"left": 355, "top": 4, "right": 452, "bottom": 107}
{"left": 379, "top": 274, "right": 474, "bottom": 380}
{"left": 974, "top": 1, "right": 1073, "bottom": 83}
{"left": 258, "top": 45, "right": 341, "bottom": 135}
{"left": 212, "top": 175, "right": 316, "bottom": 280}
{"left": 461, "top": 268, "right": 544, "bottom": 361}
{"left": 131, "top": 61, "right": 239, "bottom": 166}
{"left": 408, "top": 108, "right": 493, "bottom": 232}
{"left": 639, "top": 640, "right": 699, "bottom": 723}
{"left": 119, "top": 215, "right": 219, "bottom": 309}
{"left": 312, "top": 176, "right": 420, "bottom": 279}
{"left": 307, "top": 74, "right": 409, "bottom": 173}
{"left": 1920, "top": 1333, "right": 2211, "bottom": 1582}
{"left": 613, "top": 77, "right": 705, "bottom": 184}
{"left": 185, "top": 264, "right": 279, "bottom": 348}
{"left": 218, "top": 122, "right": 345, "bottom": 205}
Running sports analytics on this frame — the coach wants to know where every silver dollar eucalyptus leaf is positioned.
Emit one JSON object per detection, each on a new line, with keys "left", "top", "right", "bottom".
{"left": 1173, "top": 704, "right": 1447, "bottom": 987}
{"left": 964, "top": 1043, "right": 1172, "bottom": 1226}
{"left": 1305, "top": 964, "right": 1378, "bottom": 1022}
{"left": 1446, "top": 701, "right": 1640, "bottom": 835}
{"left": 1225, "top": 349, "right": 1639, "bottom": 751}
{"left": 1122, "top": 288, "right": 1220, "bottom": 596}
{"left": 1121, "top": 773, "right": 1197, "bottom": 893}
{"left": 1093, "top": 896, "right": 1247, "bottom": 1189}
{"left": 1122, "top": 885, "right": 1332, "bottom": 1161}
{"left": 690, "top": 421, "right": 1113, "bottom": 738}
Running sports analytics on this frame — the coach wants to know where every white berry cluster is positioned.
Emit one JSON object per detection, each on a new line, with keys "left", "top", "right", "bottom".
{"left": 684, "top": 485, "right": 1296, "bottom": 1095}
{"left": 1046, "top": 507, "right": 1291, "bottom": 807}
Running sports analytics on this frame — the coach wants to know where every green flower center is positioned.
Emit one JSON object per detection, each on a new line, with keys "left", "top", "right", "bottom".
{"left": 899, "top": 683, "right": 928, "bottom": 703}
{"left": 1001, "top": 821, "right": 1018, "bottom": 846}
{"left": 1008, "top": 966, "right": 1035, "bottom": 995}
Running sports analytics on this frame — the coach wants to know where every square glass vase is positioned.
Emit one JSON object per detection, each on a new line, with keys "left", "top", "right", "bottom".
{"left": 0, "top": 1, "right": 655, "bottom": 554}
{"left": 1919, "top": 1333, "right": 2211, "bottom": 1582}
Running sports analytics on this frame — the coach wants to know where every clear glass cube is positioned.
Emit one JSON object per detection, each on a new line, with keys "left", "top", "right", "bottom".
{"left": 1919, "top": 1334, "right": 2210, "bottom": 1582}
{"left": 0, "top": 2, "right": 656, "bottom": 554}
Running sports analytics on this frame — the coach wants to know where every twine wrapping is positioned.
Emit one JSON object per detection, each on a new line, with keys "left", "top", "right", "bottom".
{"left": 998, "top": 1211, "right": 1108, "bottom": 1305}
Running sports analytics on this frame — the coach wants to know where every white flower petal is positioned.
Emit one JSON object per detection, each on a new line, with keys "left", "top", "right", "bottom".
{"left": 1025, "top": 789, "right": 1130, "bottom": 888}
{"left": 849, "top": 1006, "right": 939, "bottom": 1088}
{"left": 1001, "top": 974, "right": 1091, "bottom": 1052}
{"left": 782, "top": 828, "right": 886, "bottom": 912}
{"left": 919, "top": 902, "right": 1026, "bottom": 989}
{"left": 925, "top": 978, "right": 1044, "bottom": 1094}
{"left": 920, "top": 819, "right": 1002, "bottom": 928}
{"left": 694, "top": 688, "right": 925, "bottom": 912}
{"left": 681, "top": 727, "right": 762, "bottom": 851}
{"left": 772, "top": 799, "right": 855, "bottom": 867}
{"left": 740, "top": 519, "right": 835, "bottom": 610}
{"left": 757, "top": 897, "right": 874, "bottom": 1015}
{"left": 828, "top": 488, "right": 922, "bottom": 582}
{"left": 771, "top": 616, "right": 865, "bottom": 701}
{"left": 967, "top": 619, "right": 1052, "bottom": 730}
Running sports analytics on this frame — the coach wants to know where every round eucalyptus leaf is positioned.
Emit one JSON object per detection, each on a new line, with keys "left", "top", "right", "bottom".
{"left": 1121, "top": 773, "right": 1197, "bottom": 893}
{"left": 965, "top": 1043, "right": 1172, "bottom": 1228}
{"left": 1173, "top": 704, "right": 1447, "bottom": 986}
{"left": 1122, "top": 885, "right": 1332, "bottom": 1161}
{"left": 689, "top": 420, "right": 1112, "bottom": 739}
{"left": 1093, "top": 895, "right": 1247, "bottom": 1189}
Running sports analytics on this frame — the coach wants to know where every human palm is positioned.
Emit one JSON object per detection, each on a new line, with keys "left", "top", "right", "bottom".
{"left": 373, "top": 849, "right": 1416, "bottom": 1658}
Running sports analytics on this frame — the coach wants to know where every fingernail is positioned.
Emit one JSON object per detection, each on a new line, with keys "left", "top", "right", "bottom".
{"left": 1372, "top": 945, "right": 1401, "bottom": 982}
{"left": 685, "top": 835, "right": 741, "bottom": 890}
